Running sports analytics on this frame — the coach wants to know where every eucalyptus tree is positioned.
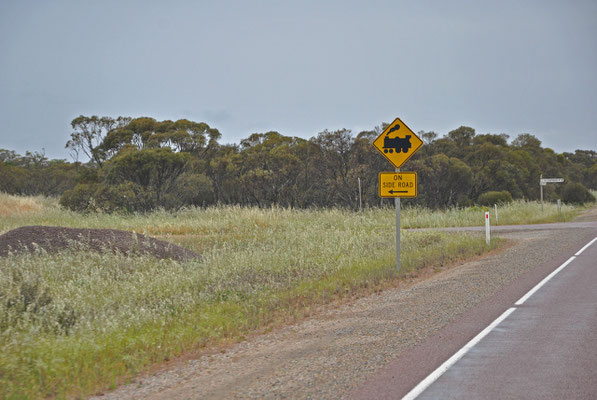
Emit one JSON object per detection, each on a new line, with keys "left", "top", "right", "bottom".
{"left": 65, "top": 115, "right": 131, "bottom": 166}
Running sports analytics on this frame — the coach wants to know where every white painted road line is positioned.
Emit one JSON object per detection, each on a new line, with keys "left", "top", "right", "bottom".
{"left": 401, "top": 307, "right": 517, "bottom": 400}
{"left": 515, "top": 236, "right": 597, "bottom": 306}
{"left": 514, "top": 256, "right": 576, "bottom": 306}
{"left": 575, "top": 236, "right": 597, "bottom": 256}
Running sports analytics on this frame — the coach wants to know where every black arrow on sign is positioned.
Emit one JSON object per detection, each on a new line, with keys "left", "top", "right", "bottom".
{"left": 388, "top": 190, "right": 408, "bottom": 194}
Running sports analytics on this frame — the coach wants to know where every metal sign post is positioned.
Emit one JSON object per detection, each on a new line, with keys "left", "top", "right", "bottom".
{"left": 395, "top": 168, "right": 401, "bottom": 272}
{"left": 358, "top": 177, "right": 362, "bottom": 212}
{"left": 373, "top": 117, "right": 423, "bottom": 274}
{"left": 540, "top": 174, "right": 543, "bottom": 211}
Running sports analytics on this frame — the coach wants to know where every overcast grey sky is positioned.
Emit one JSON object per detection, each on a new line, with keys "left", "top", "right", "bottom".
{"left": 1, "top": 0, "right": 596, "bottom": 160}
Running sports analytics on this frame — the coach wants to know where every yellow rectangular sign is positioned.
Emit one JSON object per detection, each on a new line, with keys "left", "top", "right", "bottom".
{"left": 379, "top": 172, "right": 417, "bottom": 198}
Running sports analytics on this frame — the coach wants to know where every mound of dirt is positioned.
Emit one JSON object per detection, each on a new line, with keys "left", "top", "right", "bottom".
{"left": 0, "top": 225, "right": 202, "bottom": 261}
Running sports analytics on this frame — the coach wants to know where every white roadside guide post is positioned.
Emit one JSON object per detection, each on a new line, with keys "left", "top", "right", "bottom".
{"left": 372, "top": 117, "right": 423, "bottom": 273}
{"left": 485, "top": 211, "right": 490, "bottom": 245}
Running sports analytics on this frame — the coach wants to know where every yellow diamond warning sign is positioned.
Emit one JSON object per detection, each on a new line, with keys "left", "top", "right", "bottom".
{"left": 372, "top": 117, "right": 423, "bottom": 169}
{"left": 379, "top": 172, "right": 417, "bottom": 198}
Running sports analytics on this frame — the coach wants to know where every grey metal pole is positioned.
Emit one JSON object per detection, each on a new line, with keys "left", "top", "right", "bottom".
{"left": 540, "top": 174, "right": 543, "bottom": 211}
{"left": 395, "top": 168, "right": 401, "bottom": 273}
{"left": 358, "top": 177, "right": 362, "bottom": 212}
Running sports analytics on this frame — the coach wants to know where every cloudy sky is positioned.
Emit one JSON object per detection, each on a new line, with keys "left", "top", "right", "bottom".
{"left": 1, "top": 0, "right": 596, "bottom": 160}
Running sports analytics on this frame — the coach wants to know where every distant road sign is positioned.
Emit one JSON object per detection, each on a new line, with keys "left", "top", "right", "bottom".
{"left": 540, "top": 178, "right": 564, "bottom": 185}
{"left": 372, "top": 117, "right": 423, "bottom": 169}
{"left": 379, "top": 172, "right": 417, "bottom": 198}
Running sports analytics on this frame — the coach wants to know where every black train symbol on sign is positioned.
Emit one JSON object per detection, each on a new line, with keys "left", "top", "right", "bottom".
{"left": 382, "top": 124, "right": 412, "bottom": 154}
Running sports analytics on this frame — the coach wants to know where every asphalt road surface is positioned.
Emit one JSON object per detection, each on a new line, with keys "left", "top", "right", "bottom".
{"left": 425, "top": 221, "right": 597, "bottom": 233}
{"left": 352, "top": 228, "right": 597, "bottom": 400}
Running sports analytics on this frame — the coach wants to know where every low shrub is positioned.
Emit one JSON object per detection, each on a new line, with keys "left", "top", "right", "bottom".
{"left": 457, "top": 194, "right": 473, "bottom": 207}
{"left": 165, "top": 172, "right": 214, "bottom": 209}
{"left": 59, "top": 183, "right": 98, "bottom": 212}
{"left": 560, "top": 182, "right": 596, "bottom": 204}
{"left": 59, "top": 182, "right": 155, "bottom": 213}
{"left": 477, "top": 190, "right": 513, "bottom": 206}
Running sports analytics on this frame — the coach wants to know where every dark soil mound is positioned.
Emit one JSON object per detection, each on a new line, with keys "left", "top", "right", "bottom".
{"left": 0, "top": 225, "right": 202, "bottom": 261}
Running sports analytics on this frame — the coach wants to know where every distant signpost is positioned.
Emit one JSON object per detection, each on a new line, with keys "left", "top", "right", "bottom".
{"left": 540, "top": 178, "right": 564, "bottom": 185}
{"left": 372, "top": 117, "right": 423, "bottom": 272}
{"left": 539, "top": 175, "right": 564, "bottom": 211}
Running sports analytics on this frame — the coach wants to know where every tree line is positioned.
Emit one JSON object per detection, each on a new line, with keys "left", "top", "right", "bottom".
{"left": 1, "top": 115, "right": 596, "bottom": 212}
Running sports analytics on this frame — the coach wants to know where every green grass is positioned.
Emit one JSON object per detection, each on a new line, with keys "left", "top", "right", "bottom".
{"left": 4, "top": 193, "right": 586, "bottom": 398}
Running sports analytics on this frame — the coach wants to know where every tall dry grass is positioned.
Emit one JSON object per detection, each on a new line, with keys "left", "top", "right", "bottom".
{"left": 0, "top": 192, "right": 45, "bottom": 217}
{"left": 0, "top": 193, "right": 587, "bottom": 398}
{"left": 401, "top": 200, "right": 579, "bottom": 228}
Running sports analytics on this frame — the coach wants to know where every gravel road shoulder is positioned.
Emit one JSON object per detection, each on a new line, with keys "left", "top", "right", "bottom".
{"left": 92, "top": 218, "right": 597, "bottom": 399}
